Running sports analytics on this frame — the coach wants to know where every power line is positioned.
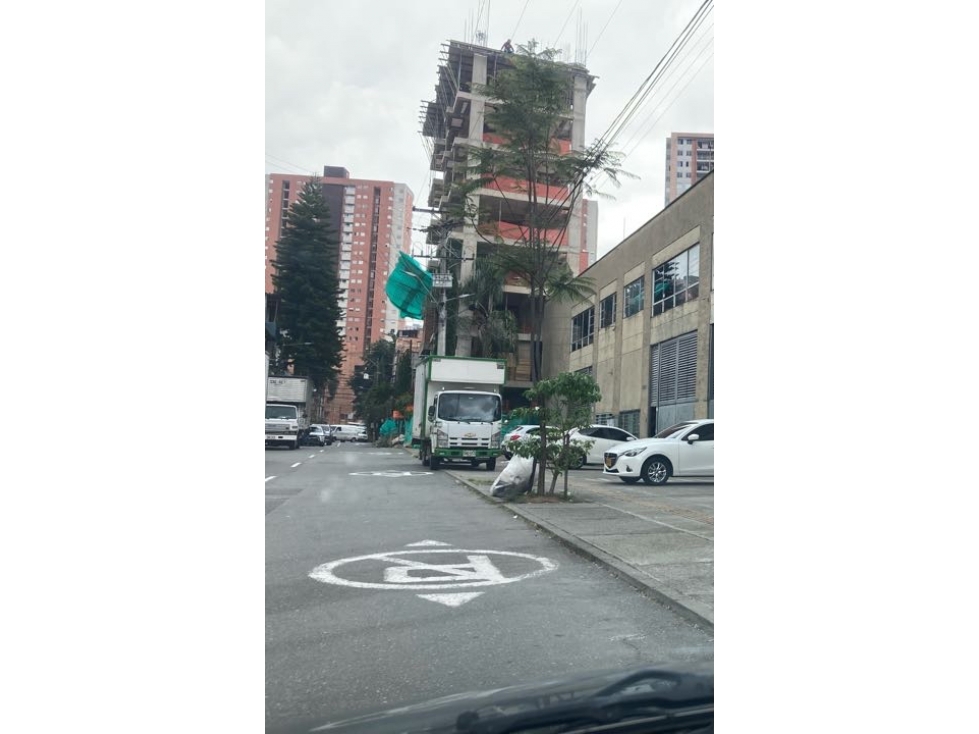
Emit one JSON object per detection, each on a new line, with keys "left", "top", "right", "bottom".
{"left": 265, "top": 153, "right": 317, "bottom": 175}
{"left": 551, "top": 0, "right": 580, "bottom": 48}
{"left": 509, "top": 0, "right": 532, "bottom": 41}
{"left": 587, "top": 0, "right": 624, "bottom": 56}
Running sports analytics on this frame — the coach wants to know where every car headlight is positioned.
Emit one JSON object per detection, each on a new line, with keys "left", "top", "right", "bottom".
{"left": 621, "top": 447, "right": 645, "bottom": 457}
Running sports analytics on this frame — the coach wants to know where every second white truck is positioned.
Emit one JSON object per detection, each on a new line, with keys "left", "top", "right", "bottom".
{"left": 411, "top": 356, "right": 507, "bottom": 471}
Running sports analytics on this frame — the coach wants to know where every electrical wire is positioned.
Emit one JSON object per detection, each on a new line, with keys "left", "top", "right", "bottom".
{"left": 550, "top": 0, "right": 580, "bottom": 48}
{"left": 509, "top": 0, "right": 532, "bottom": 41}
{"left": 587, "top": 0, "right": 624, "bottom": 56}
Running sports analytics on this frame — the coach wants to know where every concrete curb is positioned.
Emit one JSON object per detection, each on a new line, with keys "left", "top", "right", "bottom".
{"left": 443, "top": 468, "right": 714, "bottom": 634}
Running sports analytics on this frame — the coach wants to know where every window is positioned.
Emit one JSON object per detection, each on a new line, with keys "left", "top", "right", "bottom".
{"left": 653, "top": 244, "right": 700, "bottom": 316}
{"left": 624, "top": 277, "right": 644, "bottom": 318}
{"left": 594, "top": 412, "right": 614, "bottom": 426}
{"left": 571, "top": 307, "right": 595, "bottom": 351}
{"left": 600, "top": 293, "right": 616, "bottom": 328}
{"left": 576, "top": 366, "right": 594, "bottom": 376}
{"left": 690, "top": 423, "right": 713, "bottom": 441}
{"left": 618, "top": 410, "right": 640, "bottom": 437}
{"left": 650, "top": 331, "right": 698, "bottom": 406}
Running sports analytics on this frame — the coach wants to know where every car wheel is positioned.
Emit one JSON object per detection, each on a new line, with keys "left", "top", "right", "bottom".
{"left": 503, "top": 452, "right": 512, "bottom": 460}
{"left": 570, "top": 454, "right": 586, "bottom": 470}
{"left": 641, "top": 456, "right": 672, "bottom": 486}
{"left": 486, "top": 458, "right": 496, "bottom": 471}
{"left": 620, "top": 477, "right": 641, "bottom": 484}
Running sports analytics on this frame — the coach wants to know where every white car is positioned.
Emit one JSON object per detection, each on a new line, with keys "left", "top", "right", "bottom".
{"left": 602, "top": 419, "right": 714, "bottom": 485}
{"left": 502, "top": 425, "right": 562, "bottom": 459}
{"left": 567, "top": 425, "right": 639, "bottom": 468}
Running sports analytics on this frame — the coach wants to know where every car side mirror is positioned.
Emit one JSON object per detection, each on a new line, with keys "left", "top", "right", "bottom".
{"left": 686, "top": 433, "right": 700, "bottom": 443}
{"left": 626, "top": 436, "right": 636, "bottom": 441}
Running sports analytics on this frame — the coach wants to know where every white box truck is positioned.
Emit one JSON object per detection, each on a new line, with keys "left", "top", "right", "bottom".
{"left": 411, "top": 356, "right": 507, "bottom": 471}
{"left": 266, "top": 376, "right": 312, "bottom": 450}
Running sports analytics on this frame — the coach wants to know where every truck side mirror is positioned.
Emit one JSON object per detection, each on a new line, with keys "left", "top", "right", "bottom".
{"left": 428, "top": 406, "right": 435, "bottom": 420}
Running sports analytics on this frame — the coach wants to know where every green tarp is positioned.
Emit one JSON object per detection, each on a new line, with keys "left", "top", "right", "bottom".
{"left": 385, "top": 252, "right": 432, "bottom": 319}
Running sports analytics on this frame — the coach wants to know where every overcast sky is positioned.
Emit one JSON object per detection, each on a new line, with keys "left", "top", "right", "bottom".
{"left": 266, "top": 0, "right": 713, "bottom": 260}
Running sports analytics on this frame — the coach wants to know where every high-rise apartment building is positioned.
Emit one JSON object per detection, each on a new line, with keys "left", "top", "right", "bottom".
{"left": 265, "top": 166, "right": 414, "bottom": 422}
{"left": 421, "top": 40, "right": 598, "bottom": 398}
{"left": 664, "top": 132, "right": 714, "bottom": 206}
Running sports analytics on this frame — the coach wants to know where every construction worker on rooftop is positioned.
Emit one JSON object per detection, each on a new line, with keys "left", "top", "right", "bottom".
{"left": 502, "top": 39, "right": 514, "bottom": 54}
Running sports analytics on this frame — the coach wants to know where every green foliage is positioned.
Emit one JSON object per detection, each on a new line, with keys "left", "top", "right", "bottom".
{"left": 442, "top": 42, "right": 633, "bottom": 382}
{"left": 504, "top": 372, "right": 602, "bottom": 497}
{"left": 271, "top": 179, "right": 344, "bottom": 394}
{"left": 349, "top": 340, "right": 397, "bottom": 429}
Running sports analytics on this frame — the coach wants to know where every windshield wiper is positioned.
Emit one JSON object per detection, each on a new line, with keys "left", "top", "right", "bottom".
{"left": 456, "top": 669, "right": 712, "bottom": 734}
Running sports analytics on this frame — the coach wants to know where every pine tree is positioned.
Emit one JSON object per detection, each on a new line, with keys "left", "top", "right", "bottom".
{"left": 271, "top": 178, "right": 344, "bottom": 396}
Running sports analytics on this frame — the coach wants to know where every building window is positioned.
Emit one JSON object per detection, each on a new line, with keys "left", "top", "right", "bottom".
{"left": 576, "top": 366, "right": 593, "bottom": 377}
{"left": 650, "top": 331, "right": 698, "bottom": 406}
{"left": 571, "top": 307, "right": 595, "bottom": 351}
{"left": 600, "top": 293, "right": 617, "bottom": 328}
{"left": 594, "top": 412, "right": 614, "bottom": 426}
{"left": 624, "top": 277, "right": 644, "bottom": 318}
{"left": 618, "top": 410, "right": 640, "bottom": 437}
{"left": 653, "top": 244, "right": 700, "bottom": 316}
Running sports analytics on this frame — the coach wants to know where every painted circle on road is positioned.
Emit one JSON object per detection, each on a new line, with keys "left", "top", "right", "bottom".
{"left": 349, "top": 470, "right": 432, "bottom": 477}
{"left": 309, "top": 548, "right": 557, "bottom": 590}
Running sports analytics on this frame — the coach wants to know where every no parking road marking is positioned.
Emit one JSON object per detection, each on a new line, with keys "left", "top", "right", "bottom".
{"left": 309, "top": 542, "right": 557, "bottom": 607}
{"left": 349, "top": 470, "right": 432, "bottom": 478}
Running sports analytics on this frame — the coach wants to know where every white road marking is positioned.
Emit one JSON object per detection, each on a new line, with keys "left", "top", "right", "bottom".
{"left": 416, "top": 592, "right": 484, "bottom": 607}
{"left": 265, "top": 476, "right": 276, "bottom": 482}
{"left": 405, "top": 540, "right": 452, "bottom": 547}
{"left": 349, "top": 470, "right": 432, "bottom": 477}
{"left": 291, "top": 462, "right": 301, "bottom": 468}
{"left": 309, "top": 548, "right": 557, "bottom": 591}
{"left": 308, "top": 454, "right": 316, "bottom": 458}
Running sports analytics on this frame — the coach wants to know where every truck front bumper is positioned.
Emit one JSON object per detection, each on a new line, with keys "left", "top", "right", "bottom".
{"left": 432, "top": 448, "right": 500, "bottom": 460}
{"left": 266, "top": 434, "right": 298, "bottom": 445}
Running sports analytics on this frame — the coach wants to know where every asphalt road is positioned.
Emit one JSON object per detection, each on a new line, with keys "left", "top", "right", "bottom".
{"left": 266, "top": 442, "right": 713, "bottom": 733}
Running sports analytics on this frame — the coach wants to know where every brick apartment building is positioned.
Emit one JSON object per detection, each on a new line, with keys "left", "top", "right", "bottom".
{"left": 664, "top": 132, "right": 714, "bottom": 206}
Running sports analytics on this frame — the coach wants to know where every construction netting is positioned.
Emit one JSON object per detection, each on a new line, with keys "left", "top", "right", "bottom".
{"left": 385, "top": 252, "right": 432, "bottom": 319}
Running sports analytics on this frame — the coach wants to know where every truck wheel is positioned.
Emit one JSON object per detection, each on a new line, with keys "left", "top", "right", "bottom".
{"left": 421, "top": 446, "right": 430, "bottom": 466}
{"left": 430, "top": 455, "right": 440, "bottom": 470}
{"left": 486, "top": 458, "right": 497, "bottom": 471}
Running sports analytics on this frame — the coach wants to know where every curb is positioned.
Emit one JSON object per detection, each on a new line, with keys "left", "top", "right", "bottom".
{"left": 444, "top": 467, "right": 714, "bottom": 634}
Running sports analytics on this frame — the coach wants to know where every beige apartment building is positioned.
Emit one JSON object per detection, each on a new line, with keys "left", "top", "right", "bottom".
{"left": 543, "top": 171, "right": 714, "bottom": 437}
{"left": 664, "top": 132, "right": 714, "bottom": 206}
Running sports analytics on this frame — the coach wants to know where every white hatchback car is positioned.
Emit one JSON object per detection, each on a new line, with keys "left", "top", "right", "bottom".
{"left": 602, "top": 419, "right": 714, "bottom": 485}
{"left": 567, "top": 425, "right": 638, "bottom": 468}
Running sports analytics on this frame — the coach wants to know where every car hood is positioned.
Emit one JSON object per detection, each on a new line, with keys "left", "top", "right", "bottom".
{"left": 605, "top": 437, "right": 677, "bottom": 455}
{"left": 304, "top": 662, "right": 712, "bottom": 734}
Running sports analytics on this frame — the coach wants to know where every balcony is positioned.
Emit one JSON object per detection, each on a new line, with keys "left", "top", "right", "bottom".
{"left": 477, "top": 220, "right": 568, "bottom": 246}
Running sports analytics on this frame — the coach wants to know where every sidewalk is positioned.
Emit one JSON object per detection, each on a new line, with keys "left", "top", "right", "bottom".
{"left": 441, "top": 459, "right": 714, "bottom": 632}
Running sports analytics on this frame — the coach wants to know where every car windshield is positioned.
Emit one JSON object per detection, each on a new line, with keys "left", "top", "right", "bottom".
{"left": 437, "top": 393, "right": 502, "bottom": 421}
{"left": 266, "top": 405, "right": 297, "bottom": 420}
{"left": 654, "top": 421, "right": 700, "bottom": 439}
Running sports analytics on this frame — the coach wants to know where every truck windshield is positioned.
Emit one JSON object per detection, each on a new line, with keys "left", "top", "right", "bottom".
{"left": 266, "top": 405, "right": 298, "bottom": 420}
{"left": 437, "top": 393, "right": 501, "bottom": 422}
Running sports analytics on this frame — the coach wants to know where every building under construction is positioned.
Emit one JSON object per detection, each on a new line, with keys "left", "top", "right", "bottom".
{"left": 420, "top": 40, "right": 599, "bottom": 405}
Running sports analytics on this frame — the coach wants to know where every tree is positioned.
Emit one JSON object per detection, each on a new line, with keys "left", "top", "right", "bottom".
{"left": 349, "top": 339, "right": 397, "bottom": 437}
{"left": 509, "top": 371, "right": 602, "bottom": 497}
{"left": 444, "top": 41, "right": 633, "bottom": 383}
{"left": 271, "top": 178, "right": 344, "bottom": 397}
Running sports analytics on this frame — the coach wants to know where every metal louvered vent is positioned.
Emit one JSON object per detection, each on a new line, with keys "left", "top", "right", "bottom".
{"left": 676, "top": 332, "right": 698, "bottom": 401}
{"left": 658, "top": 339, "right": 678, "bottom": 403}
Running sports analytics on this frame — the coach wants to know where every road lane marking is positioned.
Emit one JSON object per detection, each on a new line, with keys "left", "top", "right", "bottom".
{"left": 291, "top": 462, "right": 301, "bottom": 468}
{"left": 416, "top": 592, "right": 484, "bottom": 607}
{"left": 406, "top": 540, "right": 452, "bottom": 547}
{"left": 265, "top": 476, "right": 276, "bottom": 482}
{"left": 349, "top": 470, "right": 432, "bottom": 477}
{"left": 308, "top": 454, "right": 316, "bottom": 458}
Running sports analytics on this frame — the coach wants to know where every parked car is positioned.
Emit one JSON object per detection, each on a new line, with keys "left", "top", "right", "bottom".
{"left": 311, "top": 424, "right": 335, "bottom": 445}
{"left": 502, "top": 425, "right": 541, "bottom": 460}
{"left": 354, "top": 426, "right": 368, "bottom": 442}
{"left": 602, "top": 419, "right": 714, "bottom": 485}
{"left": 301, "top": 425, "right": 328, "bottom": 447}
{"left": 567, "top": 425, "right": 638, "bottom": 468}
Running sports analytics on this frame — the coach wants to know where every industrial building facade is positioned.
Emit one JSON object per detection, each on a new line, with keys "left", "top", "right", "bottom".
{"left": 543, "top": 171, "right": 714, "bottom": 437}
{"left": 265, "top": 166, "right": 414, "bottom": 422}
{"left": 420, "top": 39, "right": 599, "bottom": 403}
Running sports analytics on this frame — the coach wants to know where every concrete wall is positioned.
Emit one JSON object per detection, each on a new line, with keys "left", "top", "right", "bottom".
{"left": 542, "top": 172, "right": 714, "bottom": 437}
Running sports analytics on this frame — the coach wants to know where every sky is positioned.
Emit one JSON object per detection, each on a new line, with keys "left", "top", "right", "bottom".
{"left": 266, "top": 0, "right": 714, "bottom": 260}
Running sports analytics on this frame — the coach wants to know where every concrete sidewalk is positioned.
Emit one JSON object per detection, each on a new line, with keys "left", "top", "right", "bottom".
{"left": 440, "top": 459, "right": 714, "bottom": 632}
